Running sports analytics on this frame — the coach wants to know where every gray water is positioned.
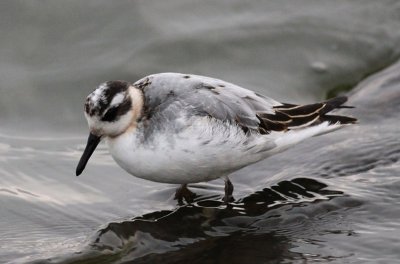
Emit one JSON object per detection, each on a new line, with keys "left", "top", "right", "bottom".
{"left": 1, "top": 1, "right": 400, "bottom": 263}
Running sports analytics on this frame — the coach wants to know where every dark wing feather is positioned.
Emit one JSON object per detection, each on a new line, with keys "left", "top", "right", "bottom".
{"left": 257, "top": 96, "right": 357, "bottom": 133}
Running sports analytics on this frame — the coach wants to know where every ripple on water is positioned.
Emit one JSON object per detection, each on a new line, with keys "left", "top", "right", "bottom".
{"left": 26, "top": 178, "right": 363, "bottom": 264}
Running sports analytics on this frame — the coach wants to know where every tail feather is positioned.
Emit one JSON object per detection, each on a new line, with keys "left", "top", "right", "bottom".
{"left": 318, "top": 96, "right": 357, "bottom": 125}
{"left": 257, "top": 96, "right": 357, "bottom": 133}
{"left": 319, "top": 114, "right": 357, "bottom": 125}
{"left": 320, "top": 96, "right": 348, "bottom": 114}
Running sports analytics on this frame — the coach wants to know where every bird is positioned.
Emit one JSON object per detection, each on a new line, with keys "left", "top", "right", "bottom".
{"left": 76, "top": 72, "right": 356, "bottom": 204}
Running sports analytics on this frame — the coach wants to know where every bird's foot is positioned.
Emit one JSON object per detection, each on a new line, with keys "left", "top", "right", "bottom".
{"left": 223, "top": 177, "right": 234, "bottom": 204}
{"left": 174, "top": 184, "right": 197, "bottom": 205}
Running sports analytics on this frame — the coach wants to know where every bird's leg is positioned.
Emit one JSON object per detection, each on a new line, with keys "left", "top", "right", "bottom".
{"left": 174, "top": 184, "right": 196, "bottom": 204}
{"left": 223, "top": 177, "right": 234, "bottom": 203}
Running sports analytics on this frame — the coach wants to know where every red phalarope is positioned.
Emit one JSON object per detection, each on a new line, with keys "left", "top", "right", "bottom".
{"left": 76, "top": 73, "right": 356, "bottom": 203}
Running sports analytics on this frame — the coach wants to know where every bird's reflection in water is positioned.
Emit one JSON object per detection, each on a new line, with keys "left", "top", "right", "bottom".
{"left": 54, "top": 178, "right": 343, "bottom": 264}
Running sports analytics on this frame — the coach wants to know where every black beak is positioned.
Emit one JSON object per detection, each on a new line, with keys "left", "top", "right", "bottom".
{"left": 76, "top": 133, "right": 101, "bottom": 176}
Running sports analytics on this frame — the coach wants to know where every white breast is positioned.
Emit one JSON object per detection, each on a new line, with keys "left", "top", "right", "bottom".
{"left": 106, "top": 117, "right": 276, "bottom": 184}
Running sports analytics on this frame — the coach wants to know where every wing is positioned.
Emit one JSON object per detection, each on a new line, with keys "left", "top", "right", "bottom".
{"left": 135, "top": 73, "right": 356, "bottom": 136}
{"left": 135, "top": 73, "right": 280, "bottom": 134}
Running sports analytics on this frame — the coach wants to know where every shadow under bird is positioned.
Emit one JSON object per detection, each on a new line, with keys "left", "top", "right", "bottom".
{"left": 76, "top": 73, "right": 356, "bottom": 203}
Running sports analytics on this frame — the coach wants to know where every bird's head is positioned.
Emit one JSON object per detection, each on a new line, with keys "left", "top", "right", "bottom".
{"left": 76, "top": 80, "right": 143, "bottom": 176}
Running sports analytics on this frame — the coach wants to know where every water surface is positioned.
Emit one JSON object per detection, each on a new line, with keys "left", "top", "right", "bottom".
{"left": 1, "top": 1, "right": 400, "bottom": 263}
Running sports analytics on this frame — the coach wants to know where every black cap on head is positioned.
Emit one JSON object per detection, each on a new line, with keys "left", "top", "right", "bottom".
{"left": 86, "top": 81, "right": 130, "bottom": 115}
{"left": 84, "top": 81, "right": 132, "bottom": 122}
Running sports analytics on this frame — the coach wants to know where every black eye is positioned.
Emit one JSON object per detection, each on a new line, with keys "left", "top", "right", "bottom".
{"left": 101, "top": 107, "right": 118, "bottom": 122}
